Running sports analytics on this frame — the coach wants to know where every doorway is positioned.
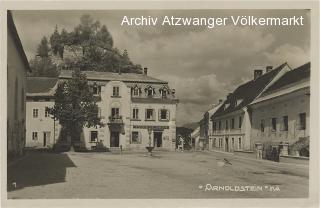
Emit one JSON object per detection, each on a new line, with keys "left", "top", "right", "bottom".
{"left": 153, "top": 132, "right": 162, "bottom": 148}
{"left": 43, "top": 132, "right": 50, "bottom": 147}
{"left": 225, "top": 138, "right": 229, "bottom": 152}
{"left": 110, "top": 132, "right": 120, "bottom": 147}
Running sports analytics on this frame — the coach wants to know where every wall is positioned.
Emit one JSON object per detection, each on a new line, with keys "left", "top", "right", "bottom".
{"left": 251, "top": 88, "right": 310, "bottom": 155}
{"left": 7, "top": 29, "right": 27, "bottom": 156}
{"left": 26, "top": 100, "right": 61, "bottom": 148}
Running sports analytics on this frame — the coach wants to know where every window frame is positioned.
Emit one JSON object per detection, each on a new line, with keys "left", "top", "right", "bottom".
{"left": 132, "top": 108, "right": 139, "bottom": 120}
{"left": 112, "top": 86, "right": 120, "bottom": 97}
{"left": 299, "top": 113, "right": 306, "bottom": 130}
{"left": 32, "top": 132, "right": 38, "bottom": 140}
{"left": 159, "top": 109, "right": 169, "bottom": 121}
{"left": 271, "top": 117, "right": 277, "bottom": 132}
{"left": 131, "top": 131, "right": 141, "bottom": 144}
{"left": 145, "top": 109, "right": 155, "bottom": 121}
{"left": 33, "top": 109, "right": 39, "bottom": 118}
{"left": 282, "top": 116, "right": 288, "bottom": 131}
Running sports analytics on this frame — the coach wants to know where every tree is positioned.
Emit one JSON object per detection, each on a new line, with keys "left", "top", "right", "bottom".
{"left": 29, "top": 57, "right": 59, "bottom": 77}
{"left": 37, "top": 36, "right": 50, "bottom": 57}
{"left": 49, "top": 69, "right": 103, "bottom": 146}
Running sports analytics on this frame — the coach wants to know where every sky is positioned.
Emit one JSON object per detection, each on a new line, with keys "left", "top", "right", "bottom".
{"left": 12, "top": 10, "right": 310, "bottom": 126}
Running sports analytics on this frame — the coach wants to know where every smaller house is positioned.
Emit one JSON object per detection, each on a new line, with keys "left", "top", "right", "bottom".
{"left": 250, "top": 62, "right": 310, "bottom": 161}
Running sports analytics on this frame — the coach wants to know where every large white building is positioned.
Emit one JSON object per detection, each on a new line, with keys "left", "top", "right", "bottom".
{"left": 26, "top": 69, "right": 179, "bottom": 151}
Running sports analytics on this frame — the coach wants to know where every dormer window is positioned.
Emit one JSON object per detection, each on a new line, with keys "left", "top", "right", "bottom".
{"left": 224, "top": 103, "right": 230, "bottom": 110}
{"left": 159, "top": 85, "right": 169, "bottom": 99}
{"left": 145, "top": 85, "right": 154, "bottom": 97}
{"left": 236, "top": 99, "right": 243, "bottom": 106}
{"left": 131, "top": 84, "right": 141, "bottom": 97}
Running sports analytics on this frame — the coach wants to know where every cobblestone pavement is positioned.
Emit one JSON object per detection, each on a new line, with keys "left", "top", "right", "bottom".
{"left": 7, "top": 150, "right": 308, "bottom": 199}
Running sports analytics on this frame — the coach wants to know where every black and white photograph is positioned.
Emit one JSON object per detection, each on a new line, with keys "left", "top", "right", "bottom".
{"left": 1, "top": 2, "right": 319, "bottom": 207}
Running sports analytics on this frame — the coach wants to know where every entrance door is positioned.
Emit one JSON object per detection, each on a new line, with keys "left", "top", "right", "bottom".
{"left": 225, "top": 138, "right": 229, "bottom": 152}
{"left": 110, "top": 132, "right": 120, "bottom": 147}
{"left": 153, "top": 132, "right": 162, "bottom": 147}
{"left": 43, "top": 132, "right": 50, "bottom": 147}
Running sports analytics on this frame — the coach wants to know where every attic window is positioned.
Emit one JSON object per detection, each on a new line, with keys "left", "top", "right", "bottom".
{"left": 236, "top": 99, "right": 243, "bottom": 106}
{"left": 224, "top": 103, "right": 230, "bottom": 110}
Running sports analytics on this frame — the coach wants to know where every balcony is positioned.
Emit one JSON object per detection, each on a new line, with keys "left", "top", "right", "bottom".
{"left": 108, "top": 115, "right": 123, "bottom": 124}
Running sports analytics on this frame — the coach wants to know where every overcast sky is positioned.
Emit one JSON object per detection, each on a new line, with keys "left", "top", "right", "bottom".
{"left": 12, "top": 10, "right": 310, "bottom": 126}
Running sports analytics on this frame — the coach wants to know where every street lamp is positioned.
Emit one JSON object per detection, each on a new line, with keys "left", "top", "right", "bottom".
{"left": 146, "top": 126, "right": 154, "bottom": 156}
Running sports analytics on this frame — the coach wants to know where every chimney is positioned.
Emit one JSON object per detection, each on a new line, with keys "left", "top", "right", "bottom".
{"left": 266, "top": 66, "right": 273, "bottom": 73}
{"left": 254, "top": 69, "right": 263, "bottom": 79}
{"left": 143, "top": 67, "right": 148, "bottom": 75}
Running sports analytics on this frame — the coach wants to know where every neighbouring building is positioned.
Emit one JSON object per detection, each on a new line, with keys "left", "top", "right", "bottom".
{"left": 7, "top": 11, "right": 31, "bottom": 158}
{"left": 198, "top": 101, "right": 223, "bottom": 151}
{"left": 210, "top": 63, "right": 290, "bottom": 153}
{"left": 250, "top": 62, "right": 310, "bottom": 160}
{"left": 191, "top": 126, "right": 200, "bottom": 150}
{"left": 26, "top": 68, "right": 179, "bottom": 151}
{"left": 26, "top": 77, "right": 60, "bottom": 148}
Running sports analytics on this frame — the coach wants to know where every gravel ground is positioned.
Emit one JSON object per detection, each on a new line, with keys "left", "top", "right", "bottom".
{"left": 7, "top": 150, "right": 309, "bottom": 199}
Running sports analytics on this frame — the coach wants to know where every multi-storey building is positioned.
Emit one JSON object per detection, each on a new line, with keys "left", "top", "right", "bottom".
{"left": 198, "top": 101, "right": 223, "bottom": 150}
{"left": 7, "top": 11, "right": 31, "bottom": 158}
{"left": 26, "top": 77, "right": 60, "bottom": 148}
{"left": 210, "top": 63, "right": 290, "bottom": 153}
{"left": 26, "top": 68, "right": 179, "bottom": 151}
{"left": 250, "top": 62, "right": 310, "bottom": 160}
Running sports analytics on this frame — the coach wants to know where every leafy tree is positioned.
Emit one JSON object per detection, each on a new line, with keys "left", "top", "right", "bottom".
{"left": 49, "top": 69, "right": 103, "bottom": 146}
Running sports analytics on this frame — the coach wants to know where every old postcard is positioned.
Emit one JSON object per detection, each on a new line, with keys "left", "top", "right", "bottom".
{"left": 1, "top": 1, "right": 319, "bottom": 208}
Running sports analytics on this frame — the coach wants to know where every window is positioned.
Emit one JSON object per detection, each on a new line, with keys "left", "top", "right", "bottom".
{"left": 236, "top": 99, "right": 243, "bottom": 106}
{"left": 131, "top": 131, "right": 141, "bottom": 143}
{"left": 146, "top": 109, "right": 154, "bottom": 120}
{"left": 45, "top": 107, "right": 50, "bottom": 118}
{"left": 90, "top": 131, "right": 98, "bottom": 142}
{"left": 271, "top": 118, "right": 277, "bottom": 131}
{"left": 224, "top": 103, "right": 230, "bottom": 109}
{"left": 213, "top": 122, "right": 217, "bottom": 131}
{"left": 299, "top": 113, "right": 306, "bottom": 130}
{"left": 159, "top": 109, "right": 169, "bottom": 120}
{"left": 92, "top": 86, "right": 101, "bottom": 95}
{"left": 218, "top": 121, "right": 222, "bottom": 130}
{"left": 132, "top": 108, "right": 139, "bottom": 120}
{"left": 111, "top": 108, "right": 120, "bottom": 119}
{"left": 133, "top": 88, "right": 139, "bottom": 97}
{"left": 232, "top": 138, "right": 234, "bottom": 148}
{"left": 147, "top": 89, "right": 153, "bottom": 97}
{"left": 112, "top": 86, "right": 120, "bottom": 97}
{"left": 282, "top": 116, "right": 288, "bottom": 131}
{"left": 33, "top": 109, "right": 39, "bottom": 118}
{"left": 231, "top": 118, "right": 235, "bottom": 129}
{"left": 225, "top": 120, "right": 229, "bottom": 130}
{"left": 260, "top": 119, "right": 265, "bottom": 132}
{"left": 161, "top": 90, "right": 167, "bottom": 99}
{"left": 238, "top": 138, "right": 242, "bottom": 149}
{"left": 21, "top": 88, "right": 25, "bottom": 112}
{"left": 239, "top": 116, "right": 242, "bottom": 128}
{"left": 32, "top": 132, "right": 38, "bottom": 140}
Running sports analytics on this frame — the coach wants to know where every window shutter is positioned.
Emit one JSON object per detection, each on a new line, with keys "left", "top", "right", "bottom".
{"left": 158, "top": 109, "right": 161, "bottom": 120}
{"left": 138, "top": 132, "right": 142, "bottom": 143}
{"left": 145, "top": 109, "right": 147, "bottom": 120}
{"left": 167, "top": 110, "right": 170, "bottom": 120}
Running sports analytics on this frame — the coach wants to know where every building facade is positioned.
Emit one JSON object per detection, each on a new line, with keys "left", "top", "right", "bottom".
{"left": 7, "top": 11, "right": 31, "bottom": 157}
{"left": 210, "top": 63, "right": 290, "bottom": 153}
{"left": 26, "top": 77, "right": 60, "bottom": 148}
{"left": 26, "top": 69, "right": 178, "bottom": 151}
{"left": 198, "top": 101, "right": 223, "bottom": 151}
{"left": 250, "top": 63, "right": 310, "bottom": 160}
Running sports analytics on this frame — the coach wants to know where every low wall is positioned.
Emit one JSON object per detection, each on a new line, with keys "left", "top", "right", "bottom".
{"left": 279, "top": 155, "right": 309, "bottom": 165}
{"left": 234, "top": 150, "right": 256, "bottom": 159}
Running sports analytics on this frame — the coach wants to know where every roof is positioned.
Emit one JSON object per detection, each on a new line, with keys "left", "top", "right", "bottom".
{"left": 261, "top": 62, "right": 310, "bottom": 96}
{"left": 26, "top": 77, "right": 58, "bottom": 93}
{"left": 59, "top": 70, "right": 168, "bottom": 84}
{"left": 213, "top": 63, "right": 287, "bottom": 118}
{"left": 7, "top": 11, "right": 31, "bottom": 72}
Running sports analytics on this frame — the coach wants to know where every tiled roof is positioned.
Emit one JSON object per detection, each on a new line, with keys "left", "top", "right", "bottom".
{"left": 59, "top": 70, "right": 168, "bottom": 84}
{"left": 213, "top": 63, "right": 287, "bottom": 117}
{"left": 261, "top": 62, "right": 310, "bottom": 96}
{"left": 26, "top": 77, "right": 58, "bottom": 93}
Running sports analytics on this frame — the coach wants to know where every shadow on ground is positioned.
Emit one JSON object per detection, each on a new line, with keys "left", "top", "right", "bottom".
{"left": 7, "top": 149, "right": 76, "bottom": 191}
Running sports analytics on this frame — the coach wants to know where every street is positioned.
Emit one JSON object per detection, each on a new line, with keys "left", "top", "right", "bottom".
{"left": 7, "top": 150, "right": 308, "bottom": 199}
